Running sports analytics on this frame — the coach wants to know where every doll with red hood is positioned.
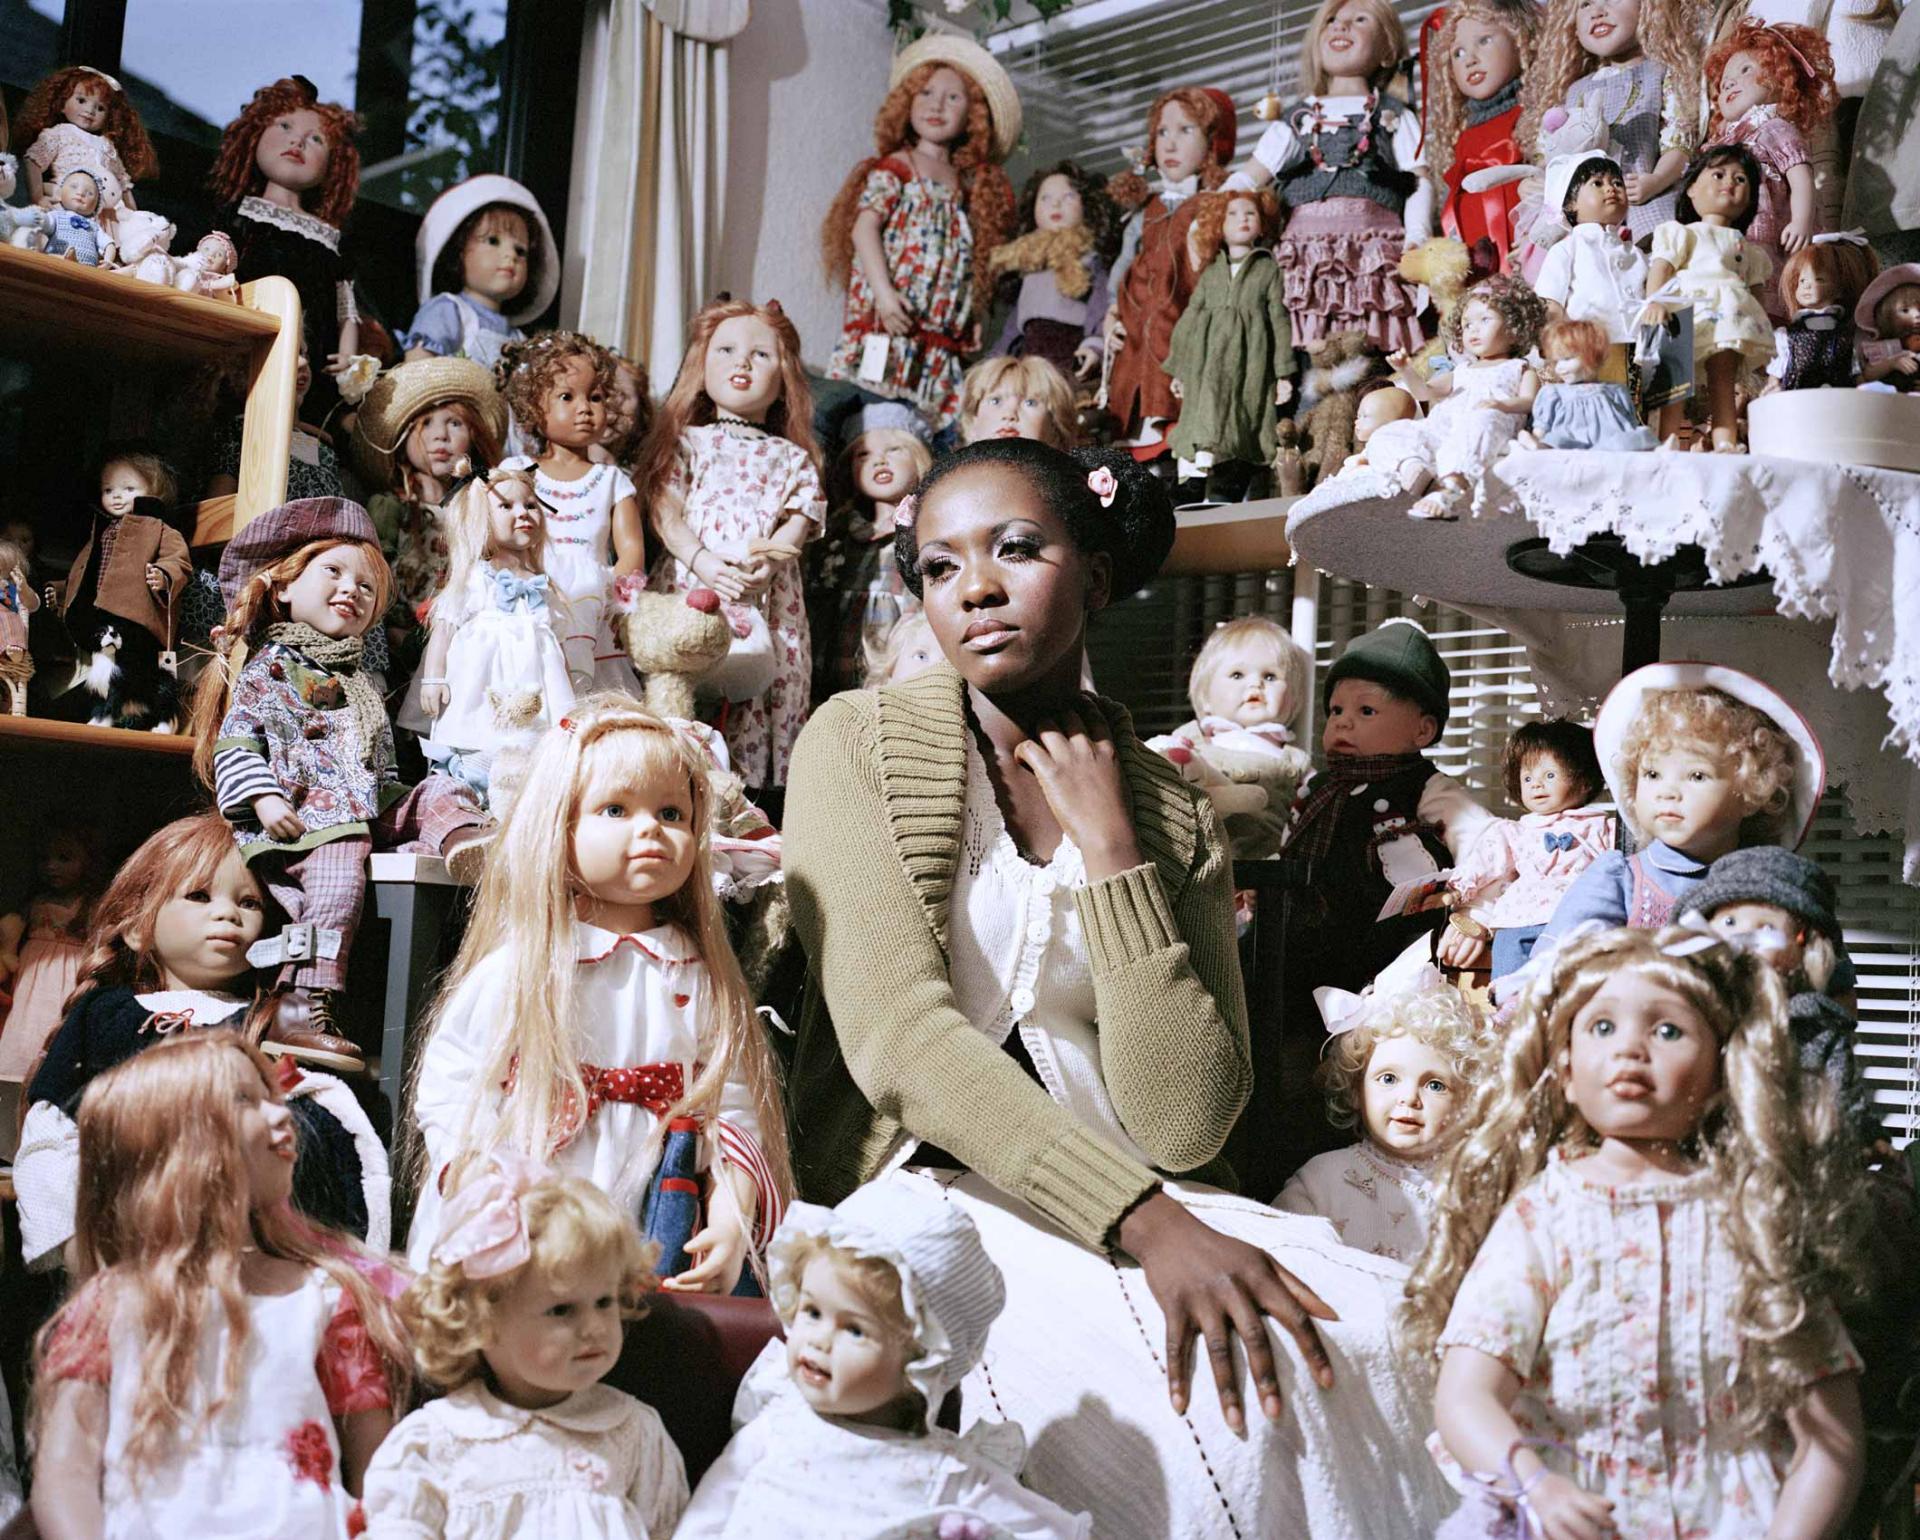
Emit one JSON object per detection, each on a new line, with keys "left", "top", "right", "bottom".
{"left": 1101, "top": 86, "right": 1237, "bottom": 459}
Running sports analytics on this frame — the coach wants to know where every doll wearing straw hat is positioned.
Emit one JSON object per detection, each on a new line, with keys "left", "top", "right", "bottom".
{"left": 401, "top": 174, "right": 560, "bottom": 373}
{"left": 820, "top": 35, "right": 1021, "bottom": 432}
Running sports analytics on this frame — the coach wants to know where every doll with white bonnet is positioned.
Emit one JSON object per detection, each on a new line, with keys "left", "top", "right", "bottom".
{"left": 363, "top": 1155, "right": 688, "bottom": 1539}
{"left": 676, "top": 1178, "right": 1091, "bottom": 1538}
{"left": 1148, "top": 616, "right": 1312, "bottom": 860}
{"left": 1274, "top": 968, "right": 1491, "bottom": 1262}
{"left": 402, "top": 175, "right": 559, "bottom": 372}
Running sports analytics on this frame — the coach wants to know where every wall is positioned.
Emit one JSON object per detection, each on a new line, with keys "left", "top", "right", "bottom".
{"left": 721, "top": 0, "right": 897, "bottom": 372}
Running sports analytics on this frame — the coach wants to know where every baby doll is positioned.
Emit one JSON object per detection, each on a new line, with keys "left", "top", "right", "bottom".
{"left": 408, "top": 698, "right": 792, "bottom": 1295}
{"left": 0, "top": 823, "right": 105, "bottom": 1103}
{"left": 0, "top": 535, "right": 35, "bottom": 715}
{"left": 864, "top": 611, "right": 942, "bottom": 690}
{"left": 209, "top": 77, "right": 363, "bottom": 392}
{"left": 1373, "top": 274, "right": 1548, "bottom": 519}
{"left": 1855, "top": 260, "right": 1920, "bottom": 389}
{"left": 1165, "top": 189, "right": 1296, "bottom": 503}
{"left": 1425, "top": 0, "right": 1543, "bottom": 272}
{"left": 1531, "top": 155, "right": 1650, "bottom": 355}
{"left": 639, "top": 299, "right": 826, "bottom": 790}
{"left": 1642, "top": 145, "right": 1775, "bottom": 450}
{"left": 1274, "top": 968, "right": 1492, "bottom": 1261}
{"left": 988, "top": 159, "right": 1122, "bottom": 384}
{"left": 14, "top": 811, "right": 391, "bottom": 1274}
{"left": 501, "top": 331, "right": 644, "bottom": 692}
{"left": 1148, "top": 616, "right": 1313, "bottom": 861}
{"left": 402, "top": 174, "right": 559, "bottom": 372}
{"left": 351, "top": 355, "right": 509, "bottom": 621}
{"left": 55, "top": 446, "right": 191, "bottom": 731}
{"left": 14, "top": 167, "right": 112, "bottom": 264}
{"left": 175, "top": 230, "right": 240, "bottom": 299}
{"left": 187, "top": 497, "right": 493, "bottom": 1053}
{"left": 1703, "top": 19, "right": 1839, "bottom": 320}
{"left": 1266, "top": 621, "right": 1494, "bottom": 1189}
{"left": 1524, "top": 318, "right": 1660, "bottom": 448}
{"left": 15, "top": 64, "right": 155, "bottom": 217}
{"left": 1103, "top": 86, "right": 1237, "bottom": 453}
{"left": 28, "top": 1032, "right": 408, "bottom": 1539}
{"left": 1515, "top": 0, "right": 1707, "bottom": 249}
{"left": 1768, "top": 234, "right": 1878, "bottom": 389}
{"left": 821, "top": 35, "right": 1020, "bottom": 432}
{"left": 676, "top": 1180, "right": 1091, "bottom": 1537}
{"left": 807, "top": 401, "right": 932, "bottom": 700}
{"left": 955, "top": 354, "right": 1080, "bottom": 450}
{"left": 400, "top": 465, "right": 575, "bottom": 809}
{"left": 1405, "top": 926, "right": 1866, "bottom": 1539}
{"left": 1225, "top": 0, "right": 1429, "bottom": 355}
{"left": 1441, "top": 718, "right": 1617, "bottom": 981}
{"left": 1531, "top": 661, "right": 1835, "bottom": 972}
{"left": 1677, "top": 845, "right": 1878, "bottom": 1145}
{"left": 1338, "top": 380, "right": 1421, "bottom": 473}
{"left": 364, "top": 1156, "right": 689, "bottom": 1538}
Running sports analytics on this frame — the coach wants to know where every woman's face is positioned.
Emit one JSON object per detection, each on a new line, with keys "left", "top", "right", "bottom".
{"left": 1576, "top": 0, "right": 1642, "bottom": 59}
{"left": 1449, "top": 17, "right": 1521, "bottom": 99}
{"left": 256, "top": 109, "right": 331, "bottom": 196}
{"left": 911, "top": 464, "right": 1107, "bottom": 697}
{"left": 1320, "top": 0, "right": 1391, "bottom": 80}
{"left": 1153, "top": 99, "right": 1208, "bottom": 183}
{"left": 909, "top": 67, "right": 970, "bottom": 149}
{"left": 1034, "top": 174, "right": 1084, "bottom": 233}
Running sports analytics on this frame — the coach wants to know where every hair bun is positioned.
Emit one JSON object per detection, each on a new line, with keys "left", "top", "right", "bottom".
{"left": 1068, "top": 447, "right": 1174, "bottom": 595}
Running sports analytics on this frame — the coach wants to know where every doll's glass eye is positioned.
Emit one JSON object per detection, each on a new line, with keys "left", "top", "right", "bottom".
{"left": 183, "top": 888, "right": 211, "bottom": 903}
{"left": 1375, "top": 1070, "right": 1398, "bottom": 1085}
{"left": 1588, "top": 1017, "right": 1615, "bottom": 1037}
{"left": 1654, "top": 1020, "right": 1686, "bottom": 1042}
{"left": 1425, "top": 1078, "right": 1451, "bottom": 1094}
{"left": 845, "top": 1321, "right": 865, "bottom": 1339}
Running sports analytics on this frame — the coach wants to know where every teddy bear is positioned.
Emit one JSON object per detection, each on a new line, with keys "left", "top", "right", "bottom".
{"left": 1158, "top": 729, "right": 1303, "bottom": 860}
{"left": 111, "top": 208, "right": 179, "bottom": 287}
{"left": 1394, "top": 237, "right": 1476, "bottom": 389}
{"left": 1295, "top": 331, "right": 1387, "bottom": 489}
{"left": 617, "top": 582, "right": 733, "bottom": 719}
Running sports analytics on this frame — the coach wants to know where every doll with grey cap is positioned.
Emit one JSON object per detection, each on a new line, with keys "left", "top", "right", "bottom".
{"left": 677, "top": 1177, "right": 1090, "bottom": 1539}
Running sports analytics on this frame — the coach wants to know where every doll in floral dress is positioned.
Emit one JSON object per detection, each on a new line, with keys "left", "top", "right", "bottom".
{"left": 639, "top": 300, "right": 825, "bottom": 791}
{"left": 820, "top": 36, "right": 1019, "bottom": 432}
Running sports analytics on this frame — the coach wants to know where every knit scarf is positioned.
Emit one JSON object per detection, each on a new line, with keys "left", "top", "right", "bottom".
{"left": 986, "top": 224, "right": 1095, "bottom": 299}
{"left": 1283, "top": 751, "right": 1430, "bottom": 864}
{"left": 263, "top": 621, "right": 386, "bottom": 766}
{"left": 1464, "top": 76, "right": 1522, "bottom": 127}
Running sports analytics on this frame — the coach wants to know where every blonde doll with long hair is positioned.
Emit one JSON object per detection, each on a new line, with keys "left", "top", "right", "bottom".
{"left": 363, "top": 1157, "right": 689, "bottom": 1538}
{"left": 820, "top": 36, "right": 1019, "bottom": 430}
{"left": 29, "top": 1032, "right": 409, "bottom": 1540}
{"left": 1423, "top": 0, "right": 1543, "bottom": 271}
{"left": 637, "top": 299, "right": 825, "bottom": 789}
{"left": 407, "top": 696, "right": 793, "bottom": 1296}
{"left": 399, "top": 462, "right": 576, "bottom": 808}
{"left": 1404, "top": 925, "right": 1867, "bottom": 1539}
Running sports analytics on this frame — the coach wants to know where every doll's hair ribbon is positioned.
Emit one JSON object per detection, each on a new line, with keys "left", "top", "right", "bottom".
{"left": 1661, "top": 910, "right": 1792, "bottom": 960}
{"left": 1313, "top": 963, "right": 1449, "bottom": 1036}
{"left": 431, "top": 1149, "right": 553, "bottom": 1279}
{"left": 1812, "top": 228, "right": 1870, "bottom": 248}
{"left": 1735, "top": 16, "right": 1819, "bottom": 81}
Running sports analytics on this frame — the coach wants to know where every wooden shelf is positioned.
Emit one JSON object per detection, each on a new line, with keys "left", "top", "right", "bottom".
{"left": 0, "top": 243, "right": 280, "bottom": 364}
{"left": 0, "top": 713, "right": 194, "bottom": 757}
{"left": 1163, "top": 496, "right": 1296, "bottom": 577}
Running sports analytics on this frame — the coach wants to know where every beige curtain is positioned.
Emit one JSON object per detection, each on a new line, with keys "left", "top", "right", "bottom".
{"left": 570, "top": 0, "right": 743, "bottom": 384}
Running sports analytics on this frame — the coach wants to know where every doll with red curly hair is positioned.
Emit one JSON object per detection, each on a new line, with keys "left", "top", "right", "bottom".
{"left": 1102, "top": 86, "right": 1237, "bottom": 455}
{"left": 821, "top": 36, "right": 1019, "bottom": 433}
{"left": 15, "top": 65, "right": 156, "bottom": 219}
{"left": 1703, "top": 19, "right": 1839, "bottom": 320}
{"left": 639, "top": 299, "right": 824, "bottom": 789}
{"left": 209, "top": 77, "right": 363, "bottom": 385}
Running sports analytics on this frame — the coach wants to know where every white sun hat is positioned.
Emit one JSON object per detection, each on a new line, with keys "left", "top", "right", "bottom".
{"left": 415, "top": 173, "right": 560, "bottom": 327}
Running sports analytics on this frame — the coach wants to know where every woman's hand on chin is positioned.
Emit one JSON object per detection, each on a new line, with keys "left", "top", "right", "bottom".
{"left": 1012, "top": 704, "right": 1144, "bottom": 881}
{"left": 1118, "top": 1190, "right": 1338, "bottom": 1432}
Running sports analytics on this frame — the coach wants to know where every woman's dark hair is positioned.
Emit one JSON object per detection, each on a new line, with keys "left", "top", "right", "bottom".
{"left": 1503, "top": 717, "right": 1603, "bottom": 807}
{"left": 896, "top": 439, "right": 1175, "bottom": 599}
{"left": 1562, "top": 155, "right": 1623, "bottom": 224}
{"left": 432, "top": 202, "right": 549, "bottom": 312}
{"left": 1675, "top": 144, "right": 1764, "bottom": 233}
{"left": 1015, "top": 160, "right": 1125, "bottom": 267}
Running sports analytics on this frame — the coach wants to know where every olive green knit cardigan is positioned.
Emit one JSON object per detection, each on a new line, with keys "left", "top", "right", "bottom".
{"left": 782, "top": 664, "right": 1252, "bottom": 1252}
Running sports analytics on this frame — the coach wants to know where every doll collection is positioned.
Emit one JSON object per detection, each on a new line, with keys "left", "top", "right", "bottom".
{"left": 1, "top": 20, "right": 1914, "bottom": 1539}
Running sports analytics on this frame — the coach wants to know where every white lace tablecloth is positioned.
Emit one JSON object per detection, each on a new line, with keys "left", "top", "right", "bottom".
{"left": 1289, "top": 449, "right": 1920, "bottom": 876}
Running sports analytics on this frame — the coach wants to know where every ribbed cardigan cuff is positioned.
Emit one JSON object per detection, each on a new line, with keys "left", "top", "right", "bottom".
{"left": 1027, "top": 1126, "right": 1158, "bottom": 1251}
{"left": 1076, "top": 862, "right": 1181, "bottom": 967}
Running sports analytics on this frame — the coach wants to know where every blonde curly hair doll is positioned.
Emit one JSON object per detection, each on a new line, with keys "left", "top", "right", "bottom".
{"left": 1404, "top": 925, "right": 1867, "bottom": 1539}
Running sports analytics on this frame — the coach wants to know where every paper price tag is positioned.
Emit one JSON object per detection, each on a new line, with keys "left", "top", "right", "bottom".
{"left": 290, "top": 431, "right": 322, "bottom": 466}
{"left": 858, "top": 332, "right": 891, "bottom": 385}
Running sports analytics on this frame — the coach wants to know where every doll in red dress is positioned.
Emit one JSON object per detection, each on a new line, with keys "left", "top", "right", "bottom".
{"left": 1423, "top": 0, "right": 1543, "bottom": 272}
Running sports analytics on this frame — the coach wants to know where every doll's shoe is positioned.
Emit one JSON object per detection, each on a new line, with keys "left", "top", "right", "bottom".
{"left": 1408, "top": 485, "right": 1468, "bottom": 521}
{"left": 442, "top": 823, "right": 495, "bottom": 885}
{"left": 262, "top": 989, "right": 367, "bottom": 1075}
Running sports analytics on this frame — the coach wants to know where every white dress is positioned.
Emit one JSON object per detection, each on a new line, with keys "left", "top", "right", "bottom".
{"left": 1533, "top": 222, "right": 1650, "bottom": 344}
{"left": 45, "top": 1268, "right": 384, "bottom": 1540}
{"left": 1364, "top": 357, "right": 1532, "bottom": 509}
{"left": 676, "top": 1369, "right": 1089, "bottom": 1539}
{"left": 1272, "top": 1141, "right": 1437, "bottom": 1264}
{"left": 360, "top": 1381, "right": 687, "bottom": 1540}
{"left": 901, "top": 744, "right": 1454, "bottom": 1540}
{"left": 398, "top": 562, "right": 575, "bottom": 750}
{"left": 500, "top": 456, "right": 639, "bottom": 693}
{"left": 406, "top": 921, "right": 779, "bottom": 1268}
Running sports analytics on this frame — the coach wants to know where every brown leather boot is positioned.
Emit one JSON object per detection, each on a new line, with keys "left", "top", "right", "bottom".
{"left": 262, "top": 988, "right": 367, "bottom": 1075}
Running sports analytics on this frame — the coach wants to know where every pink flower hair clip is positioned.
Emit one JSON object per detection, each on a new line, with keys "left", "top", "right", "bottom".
{"left": 1086, "top": 466, "right": 1117, "bottom": 508}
